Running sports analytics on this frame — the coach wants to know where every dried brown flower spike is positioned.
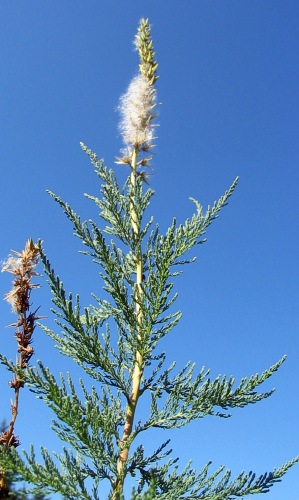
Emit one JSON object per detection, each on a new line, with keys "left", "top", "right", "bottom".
{"left": 0, "top": 239, "right": 41, "bottom": 492}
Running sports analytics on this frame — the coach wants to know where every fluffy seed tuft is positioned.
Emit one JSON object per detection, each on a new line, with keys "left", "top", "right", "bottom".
{"left": 118, "top": 74, "right": 157, "bottom": 149}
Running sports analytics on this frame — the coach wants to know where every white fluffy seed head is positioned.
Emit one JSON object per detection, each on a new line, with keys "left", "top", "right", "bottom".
{"left": 1, "top": 256, "right": 22, "bottom": 313}
{"left": 118, "top": 74, "right": 157, "bottom": 148}
{"left": 1, "top": 256, "right": 22, "bottom": 274}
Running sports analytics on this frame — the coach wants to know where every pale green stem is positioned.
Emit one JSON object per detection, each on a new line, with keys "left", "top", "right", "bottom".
{"left": 115, "top": 147, "right": 144, "bottom": 495}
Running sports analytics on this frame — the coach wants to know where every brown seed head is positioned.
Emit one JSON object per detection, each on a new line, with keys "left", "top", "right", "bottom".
{"left": 2, "top": 239, "right": 40, "bottom": 315}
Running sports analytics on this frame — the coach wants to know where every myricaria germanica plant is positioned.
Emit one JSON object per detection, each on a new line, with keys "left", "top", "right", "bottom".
{"left": 0, "top": 19, "right": 298, "bottom": 500}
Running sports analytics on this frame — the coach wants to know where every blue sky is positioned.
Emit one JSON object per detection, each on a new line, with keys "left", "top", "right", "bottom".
{"left": 0, "top": 1, "right": 298, "bottom": 498}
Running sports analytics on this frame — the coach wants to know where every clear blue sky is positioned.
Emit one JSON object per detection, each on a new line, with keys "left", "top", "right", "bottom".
{"left": 0, "top": 1, "right": 298, "bottom": 498}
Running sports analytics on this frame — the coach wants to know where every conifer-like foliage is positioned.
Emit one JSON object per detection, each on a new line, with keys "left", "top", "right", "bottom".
{"left": 0, "top": 19, "right": 298, "bottom": 499}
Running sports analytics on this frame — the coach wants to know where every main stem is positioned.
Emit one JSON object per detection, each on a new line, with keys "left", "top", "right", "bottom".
{"left": 115, "top": 147, "right": 143, "bottom": 496}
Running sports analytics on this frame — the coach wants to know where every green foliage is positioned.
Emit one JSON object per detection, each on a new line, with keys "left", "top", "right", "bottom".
{"left": 0, "top": 421, "right": 47, "bottom": 499}
{"left": 0, "top": 18, "right": 298, "bottom": 499}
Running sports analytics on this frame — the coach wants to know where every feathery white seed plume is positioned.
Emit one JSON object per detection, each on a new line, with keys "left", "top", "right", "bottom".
{"left": 1, "top": 256, "right": 22, "bottom": 313}
{"left": 118, "top": 74, "right": 157, "bottom": 148}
